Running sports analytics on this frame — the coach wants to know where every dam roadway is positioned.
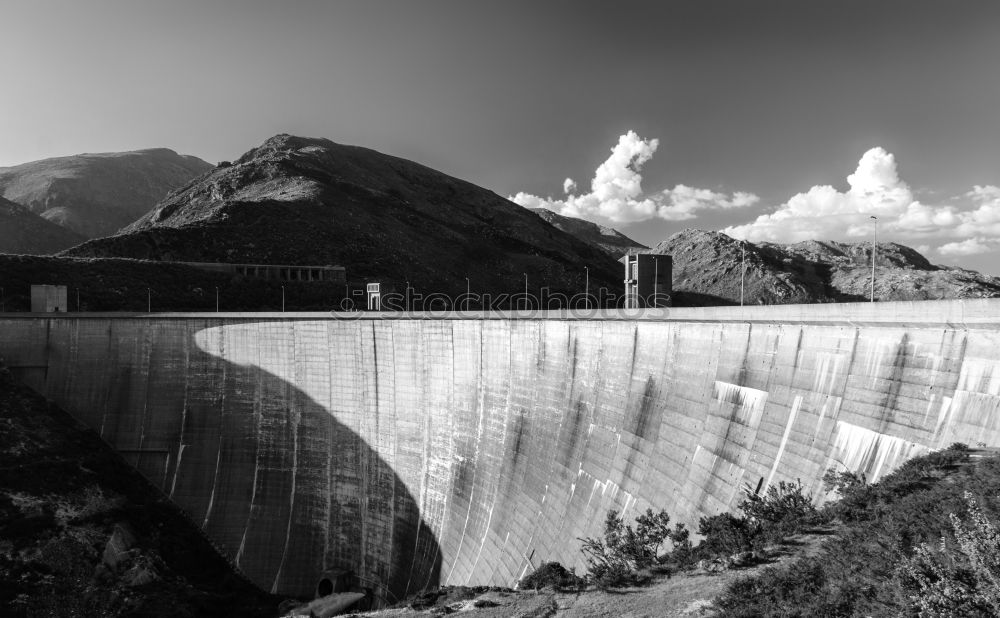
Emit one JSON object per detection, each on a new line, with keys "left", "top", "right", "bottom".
{"left": 3, "top": 300, "right": 1000, "bottom": 603}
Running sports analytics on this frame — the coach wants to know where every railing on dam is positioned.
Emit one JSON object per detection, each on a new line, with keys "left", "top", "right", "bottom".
{"left": 3, "top": 297, "right": 1000, "bottom": 328}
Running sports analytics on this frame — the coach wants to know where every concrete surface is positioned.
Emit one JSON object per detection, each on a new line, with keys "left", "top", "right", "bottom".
{"left": 2, "top": 299, "right": 1000, "bottom": 603}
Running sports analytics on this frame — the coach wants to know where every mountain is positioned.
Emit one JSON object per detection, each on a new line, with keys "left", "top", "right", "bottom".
{"left": 65, "top": 135, "right": 621, "bottom": 300}
{"left": 0, "top": 196, "right": 86, "bottom": 254}
{"left": 652, "top": 229, "right": 1000, "bottom": 306}
{"left": 528, "top": 207, "right": 647, "bottom": 257}
{"left": 0, "top": 149, "right": 213, "bottom": 238}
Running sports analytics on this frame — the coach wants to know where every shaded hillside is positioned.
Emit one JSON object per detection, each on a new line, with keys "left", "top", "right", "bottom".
{"left": 652, "top": 229, "right": 1000, "bottom": 306}
{"left": 528, "top": 207, "right": 647, "bottom": 257}
{"left": 65, "top": 135, "right": 621, "bottom": 299}
{"left": 0, "top": 149, "right": 212, "bottom": 238}
{"left": 0, "top": 365, "right": 283, "bottom": 617}
{"left": 0, "top": 255, "right": 354, "bottom": 312}
{"left": 0, "top": 197, "right": 85, "bottom": 255}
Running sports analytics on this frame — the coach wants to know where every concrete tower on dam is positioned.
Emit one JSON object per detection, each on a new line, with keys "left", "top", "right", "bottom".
{"left": 3, "top": 300, "right": 1000, "bottom": 603}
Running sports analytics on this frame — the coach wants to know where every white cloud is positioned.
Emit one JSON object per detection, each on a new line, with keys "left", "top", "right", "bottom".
{"left": 723, "top": 152, "right": 1000, "bottom": 261}
{"left": 723, "top": 148, "right": 914, "bottom": 243}
{"left": 938, "top": 238, "right": 994, "bottom": 257}
{"left": 510, "top": 131, "right": 758, "bottom": 224}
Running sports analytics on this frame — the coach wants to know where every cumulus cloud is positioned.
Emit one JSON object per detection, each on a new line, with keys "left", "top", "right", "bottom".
{"left": 510, "top": 131, "right": 758, "bottom": 224}
{"left": 723, "top": 150, "right": 1000, "bottom": 259}
{"left": 723, "top": 148, "right": 914, "bottom": 243}
{"left": 938, "top": 238, "right": 995, "bottom": 257}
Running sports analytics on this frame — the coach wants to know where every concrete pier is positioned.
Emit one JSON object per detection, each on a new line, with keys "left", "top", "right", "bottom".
{"left": 2, "top": 300, "right": 1000, "bottom": 601}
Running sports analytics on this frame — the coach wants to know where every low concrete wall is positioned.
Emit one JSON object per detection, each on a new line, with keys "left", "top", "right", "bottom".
{"left": 2, "top": 299, "right": 1000, "bottom": 600}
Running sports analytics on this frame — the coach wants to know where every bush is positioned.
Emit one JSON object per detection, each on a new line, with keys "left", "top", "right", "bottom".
{"left": 579, "top": 508, "right": 687, "bottom": 588}
{"left": 518, "top": 562, "right": 585, "bottom": 591}
{"left": 822, "top": 468, "right": 867, "bottom": 496}
{"left": 739, "top": 479, "right": 817, "bottom": 533}
{"left": 899, "top": 491, "right": 1000, "bottom": 617}
{"left": 696, "top": 512, "right": 761, "bottom": 557}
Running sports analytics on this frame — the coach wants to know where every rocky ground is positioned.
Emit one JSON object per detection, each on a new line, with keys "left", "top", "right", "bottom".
{"left": 529, "top": 208, "right": 647, "bottom": 258}
{"left": 313, "top": 532, "right": 830, "bottom": 618}
{"left": 0, "top": 365, "right": 283, "bottom": 617}
{"left": 653, "top": 229, "right": 1000, "bottom": 306}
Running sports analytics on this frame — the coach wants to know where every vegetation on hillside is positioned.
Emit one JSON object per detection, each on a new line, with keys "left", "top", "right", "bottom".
{"left": 713, "top": 444, "right": 1000, "bottom": 617}
{"left": 516, "top": 446, "right": 1000, "bottom": 618}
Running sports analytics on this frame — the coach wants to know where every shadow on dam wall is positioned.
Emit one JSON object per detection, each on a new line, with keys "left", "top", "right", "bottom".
{"left": 6, "top": 302, "right": 1000, "bottom": 595}
{"left": 0, "top": 318, "right": 442, "bottom": 604}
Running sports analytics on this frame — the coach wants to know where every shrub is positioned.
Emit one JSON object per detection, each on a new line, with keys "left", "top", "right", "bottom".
{"left": 739, "top": 479, "right": 817, "bottom": 531}
{"left": 696, "top": 512, "right": 761, "bottom": 556}
{"left": 518, "top": 562, "right": 585, "bottom": 591}
{"left": 822, "top": 468, "right": 867, "bottom": 497}
{"left": 579, "top": 508, "right": 687, "bottom": 588}
{"left": 899, "top": 491, "right": 1000, "bottom": 616}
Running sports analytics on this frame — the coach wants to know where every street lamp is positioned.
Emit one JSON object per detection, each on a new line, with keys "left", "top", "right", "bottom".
{"left": 870, "top": 215, "right": 878, "bottom": 302}
{"left": 147, "top": 288, "right": 151, "bottom": 313}
{"left": 584, "top": 266, "right": 589, "bottom": 309}
{"left": 740, "top": 240, "right": 747, "bottom": 307}
{"left": 215, "top": 287, "right": 219, "bottom": 312}
{"left": 465, "top": 277, "right": 470, "bottom": 311}
{"left": 523, "top": 273, "right": 528, "bottom": 310}
{"left": 281, "top": 286, "right": 285, "bottom": 312}
{"left": 1, "top": 287, "right": 4, "bottom": 312}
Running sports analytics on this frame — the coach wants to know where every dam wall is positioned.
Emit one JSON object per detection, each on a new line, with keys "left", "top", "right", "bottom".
{"left": 3, "top": 300, "right": 1000, "bottom": 600}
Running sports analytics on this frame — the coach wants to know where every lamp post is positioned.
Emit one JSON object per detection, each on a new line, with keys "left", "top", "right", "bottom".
{"left": 147, "top": 288, "right": 151, "bottom": 313}
{"left": 740, "top": 240, "right": 746, "bottom": 307}
{"left": 215, "top": 287, "right": 219, "bottom": 312}
{"left": 281, "top": 286, "right": 285, "bottom": 312}
{"left": 523, "top": 273, "right": 528, "bottom": 310}
{"left": 405, "top": 280, "right": 410, "bottom": 312}
{"left": 870, "top": 215, "right": 878, "bottom": 302}
{"left": 584, "top": 266, "right": 589, "bottom": 308}
{"left": 465, "top": 277, "right": 470, "bottom": 311}
{"left": 1, "top": 287, "right": 4, "bottom": 312}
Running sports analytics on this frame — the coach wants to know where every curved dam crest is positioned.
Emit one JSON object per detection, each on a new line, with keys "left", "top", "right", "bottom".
{"left": 3, "top": 301, "right": 1000, "bottom": 599}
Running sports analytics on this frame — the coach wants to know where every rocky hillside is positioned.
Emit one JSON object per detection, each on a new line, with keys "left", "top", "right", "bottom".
{"left": 654, "top": 229, "right": 1000, "bottom": 306}
{"left": 0, "top": 365, "right": 283, "bottom": 617}
{"left": 0, "top": 149, "right": 212, "bottom": 238}
{"left": 0, "top": 197, "right": 85, "bottom": 255}
{"left": 65, "top": 135, "right": 621, "bottom": 299}
{"left": 528, "top": 207, "right": 647, "bottom": 257}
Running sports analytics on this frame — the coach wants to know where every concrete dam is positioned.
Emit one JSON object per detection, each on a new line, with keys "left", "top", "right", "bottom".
{"left": 3, "top": 300, "right": 1000, "bottom": 603}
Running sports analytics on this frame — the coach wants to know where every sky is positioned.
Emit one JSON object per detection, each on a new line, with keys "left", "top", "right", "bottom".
{"left": 2, "top": 0, "right": 1000, "bottom": 272}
